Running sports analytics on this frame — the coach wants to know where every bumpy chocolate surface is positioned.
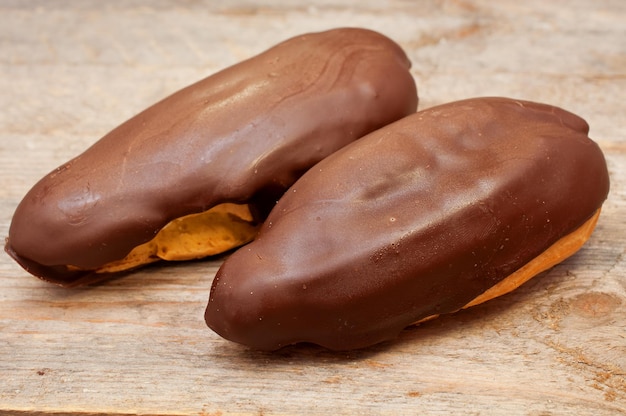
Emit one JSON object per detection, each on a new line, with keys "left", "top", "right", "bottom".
{"left": 205, "top": 97, "right": 610, "bottom": 351}
{"left": 5, "top": 28, "right": 417, "bottom": 285}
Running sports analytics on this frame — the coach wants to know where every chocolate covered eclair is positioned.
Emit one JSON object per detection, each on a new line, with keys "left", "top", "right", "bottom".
{"left": 205, "top": 97, "right": 610, "bottom": 351}
{"left": 5, "top": 28, "right": 418, "bottom": 286}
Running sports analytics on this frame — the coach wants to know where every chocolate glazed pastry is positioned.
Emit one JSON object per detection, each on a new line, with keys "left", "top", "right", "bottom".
{"left": 5, "top": 28, "right": 418, "bottom": 286}
{"left": 205, "top": 97, "right": 610, "bottom": 351}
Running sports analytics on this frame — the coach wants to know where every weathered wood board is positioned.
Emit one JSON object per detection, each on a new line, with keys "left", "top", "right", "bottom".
{"left": 1, "top": 1, "right": 624, "bottom": 415}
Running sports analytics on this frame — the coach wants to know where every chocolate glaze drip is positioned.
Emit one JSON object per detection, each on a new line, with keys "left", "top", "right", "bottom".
{"left": 5, "top": 28, "right": 417, "bottom": 285}
{"left": 205, "top": 97, "right": 610, "bottom": 351}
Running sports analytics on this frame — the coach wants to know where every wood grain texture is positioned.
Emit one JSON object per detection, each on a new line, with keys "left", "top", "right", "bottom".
{"left": 1, "top": 0, "right": 624, "bottom": 415}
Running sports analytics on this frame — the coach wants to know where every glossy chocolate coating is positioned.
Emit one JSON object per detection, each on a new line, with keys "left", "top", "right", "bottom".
{"left": 205, "top": 97, "right": 610, "bottom": 351}
{"left": 5, "top": 28, "right": 417, "bottom": 285}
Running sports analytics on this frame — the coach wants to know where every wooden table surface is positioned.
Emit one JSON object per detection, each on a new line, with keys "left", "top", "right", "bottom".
{"left": 1, "top": 1, "right": 624, "bottom": 415}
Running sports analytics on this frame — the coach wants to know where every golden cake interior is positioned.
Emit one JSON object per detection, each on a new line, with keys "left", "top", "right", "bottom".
{"left": 70, "top": 202, "right": 260, "bottom": 274}
{"left": 415, "top": 208, "right": 602, "bottom": 324}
